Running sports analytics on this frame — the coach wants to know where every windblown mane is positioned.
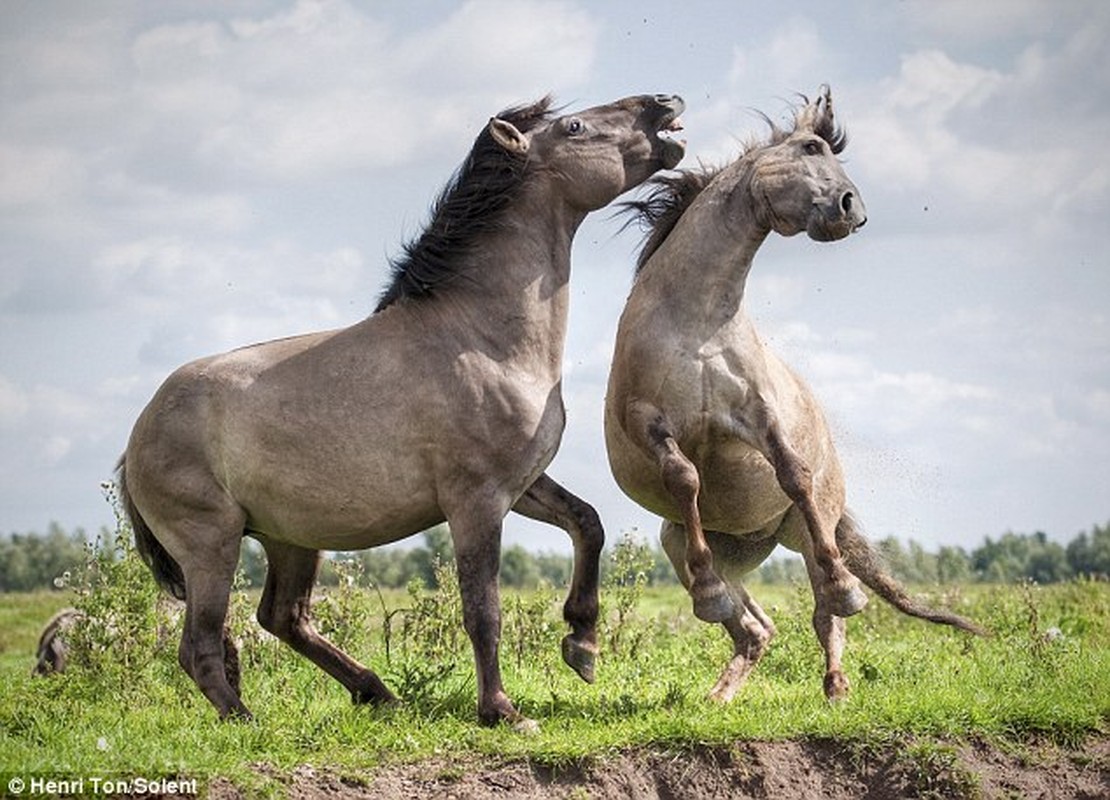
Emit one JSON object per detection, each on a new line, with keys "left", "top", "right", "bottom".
{"left": 621, "top": 90, "right": 847, "bottom": 273}
{"left": 620, "top": 167, "right": 722, "bottom": 273}
{"left": 375, "top": 96, "right": 557, "bottom": 311}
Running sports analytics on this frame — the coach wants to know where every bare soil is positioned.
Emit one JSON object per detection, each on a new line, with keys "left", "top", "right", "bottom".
{"left": 208, "top": 735, "right": 1109, "bottom": 799}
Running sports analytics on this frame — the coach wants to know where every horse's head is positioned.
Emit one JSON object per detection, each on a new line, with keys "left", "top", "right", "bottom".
{"left": 748, "top": 86, "right": 866, "bottom": 241}
{"left": 488, "top": 94, "right": 686, "bottom": 212}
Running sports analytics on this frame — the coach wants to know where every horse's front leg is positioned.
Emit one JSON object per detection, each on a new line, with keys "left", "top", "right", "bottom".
{"left": 512, "top": 472, "right": 603, "bottom": 683}
{"left": 447, "top": 502, "right": 537, "bottom": 732}
{"left": 627, "top": 402, "right": 734, "bottom": 623}
{"left": 763, "top": 423, "right": 866, "bottom": 618}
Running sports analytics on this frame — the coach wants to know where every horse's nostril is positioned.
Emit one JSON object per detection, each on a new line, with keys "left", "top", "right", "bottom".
{"left": 841, "top": 192, "right": 854, "bottom": 214}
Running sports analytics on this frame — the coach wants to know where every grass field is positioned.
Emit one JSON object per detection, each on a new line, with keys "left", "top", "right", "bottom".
{"left": 1, "top": 547, "right": 1108, "bottom": 798}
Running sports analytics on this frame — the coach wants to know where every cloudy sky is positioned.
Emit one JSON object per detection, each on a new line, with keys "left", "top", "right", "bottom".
{"left": 2, "top": 1, "right": 1107, "bottom": 556}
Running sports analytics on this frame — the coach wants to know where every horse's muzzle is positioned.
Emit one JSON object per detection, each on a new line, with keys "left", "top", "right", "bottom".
{"left": 808, "top": 189, "right": 867, "bottom": 241}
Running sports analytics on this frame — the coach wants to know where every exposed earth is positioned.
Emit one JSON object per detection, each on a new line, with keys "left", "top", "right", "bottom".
{"left": 207, "top": 736, "right": 1109, "bottom": 799}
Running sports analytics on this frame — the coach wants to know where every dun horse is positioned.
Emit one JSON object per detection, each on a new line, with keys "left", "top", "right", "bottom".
{"left": 606, "top": 87, "right": 983, "bottom": 702}
{"left": 120, "top": 94, "right": 686, "bottom": 728}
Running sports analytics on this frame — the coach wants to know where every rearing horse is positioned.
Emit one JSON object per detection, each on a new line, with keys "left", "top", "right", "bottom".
{"left": 120, "top": 94, "right": 686, "bottom": 729}
{"left": 606, "top": 87, "right": 983, "bottom": 702}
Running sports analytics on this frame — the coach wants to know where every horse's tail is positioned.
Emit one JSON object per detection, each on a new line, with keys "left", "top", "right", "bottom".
{"left": 837, "top": 510, "right": 988, "bottom": 636}
{"left": 118, "top": 458, "right": 187, "bottom": 601}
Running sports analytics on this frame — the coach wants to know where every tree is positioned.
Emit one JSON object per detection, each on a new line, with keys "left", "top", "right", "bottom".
{"left": 936, "top": 545, "right": 972, "bottom": 584}
{"left": 1066, "top": 522, "right": 1110, "bottom": 577}
{"left": 500, "top": 545, "right": 540, "bottom": 588}
{"left": 0, "top": 523, "right": 91, "bottom": 592}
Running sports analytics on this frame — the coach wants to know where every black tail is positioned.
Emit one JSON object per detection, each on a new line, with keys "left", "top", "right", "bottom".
{"left": 837, "top": 511, "right": 988, "bottom": 636}
{"left": 118, "top": 459, "right": 187, "bottom": 601}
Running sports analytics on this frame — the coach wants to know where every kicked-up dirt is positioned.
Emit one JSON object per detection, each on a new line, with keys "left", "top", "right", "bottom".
{"left": 208, "top": 735, "right": 1109, "bottom": 799}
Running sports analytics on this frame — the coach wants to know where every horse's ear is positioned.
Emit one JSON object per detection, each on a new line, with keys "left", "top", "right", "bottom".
{"left": 796, "top": 85, "right": 834, "bottom": 133}
{"left": 817, "top": 84, "right": 834, "bottom": 128}
{"left": 488, "top": 117, "right": 529, "bottom": 155}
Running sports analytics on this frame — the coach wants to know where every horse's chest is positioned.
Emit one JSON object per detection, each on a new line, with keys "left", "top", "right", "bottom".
{"left": 666, "top": 349, "right": 764, "bottom": 435}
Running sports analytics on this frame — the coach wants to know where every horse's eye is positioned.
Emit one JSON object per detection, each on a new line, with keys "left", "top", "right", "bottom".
{"left": 803, "top": 140, "right": 823, "bottom": 155}
{"left": 566, "top": 119, "right": 584, "bottom": 136}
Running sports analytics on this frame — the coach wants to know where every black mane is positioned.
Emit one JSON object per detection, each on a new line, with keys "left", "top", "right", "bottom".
{"left": 374, "top": 96, "right": 557, "bottom": 312}
{"left": 621, "top": 92, "right": 847, "bottom": 273}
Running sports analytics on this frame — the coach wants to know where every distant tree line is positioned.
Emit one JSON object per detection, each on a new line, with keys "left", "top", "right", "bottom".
{"left": 3, "top": 520, "right": 1109, "bottom": 593}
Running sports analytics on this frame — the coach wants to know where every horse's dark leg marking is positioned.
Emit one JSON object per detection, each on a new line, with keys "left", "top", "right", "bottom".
{"left": 179, "top": 556, "right": 252, "bottom": 720}
{"left": 256, "top": 539, "right": 396, "bottom": 706}
{"left": 512, "top": 473, "right": 603, "bottom": 683}
{"left": 448, "top": 511, "right": 534, "bottom": 730}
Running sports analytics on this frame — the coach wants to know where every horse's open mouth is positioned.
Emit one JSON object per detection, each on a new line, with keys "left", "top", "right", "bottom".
{"left": 656, "top": 113, "right": 687, "bottom": 168}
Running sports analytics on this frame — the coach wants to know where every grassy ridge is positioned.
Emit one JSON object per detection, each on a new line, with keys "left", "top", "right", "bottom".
{"left": 1, "top": 561, "right": 1108, "bottom": 795}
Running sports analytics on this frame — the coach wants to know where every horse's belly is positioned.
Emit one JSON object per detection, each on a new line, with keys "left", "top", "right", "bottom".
{"left": 237, "top": 450, "right": 444, "bottom": 551}
{"left": 697, "top": 443, "right": 792, "bottom": 532}
{"left": 606, "top": 423, "right": 791, "bottom": 534}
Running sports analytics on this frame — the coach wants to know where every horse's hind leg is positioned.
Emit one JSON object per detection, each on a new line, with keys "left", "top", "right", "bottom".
{"left": 661, "top": 523, "right": 775, "bottom": 701}
{"left": 780, "top": 508, "right": 850, "bottom": 700}
{"left": 512, "top": 472, "right": 603, "bottom": 683}
{"left": 801, "top": 536, "right": 850, "bottom": 701}
{"left": 176, "top": 538, "right": 252, "bottom": 720}
{"left": 255, "top": 538, "right": 396, "bottom": 707}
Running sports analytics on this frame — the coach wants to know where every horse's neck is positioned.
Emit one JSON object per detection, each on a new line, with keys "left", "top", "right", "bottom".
{"left": 430, "top": 204, "right": 581, "bottom": 379}
{"left": 640, "top": 188, "right": 768, "bottom": 334}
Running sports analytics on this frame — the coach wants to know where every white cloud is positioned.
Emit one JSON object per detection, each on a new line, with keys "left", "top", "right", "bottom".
{"left": 903, "top": 0, "right": 1103, "bottom": 42}
{"left": 727, "top": 16, "right": 825, "bottom": 93}
{"left": 397, "top": 0, "right": 598, "bottom": 92}
{"left": 0, "top": 143, "right": 87, "bottom": 209}
{"left": 0, "top": 376, "right": 31, "bottom": 428}
{"left": 119, "top": 0, "right": 601, "bottom": 181}
{"left": 851, "top": 50, "right": 1004, "bottom": 190}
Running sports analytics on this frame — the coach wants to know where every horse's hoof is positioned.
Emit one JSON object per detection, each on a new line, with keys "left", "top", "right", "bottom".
{"left": 219, "top": 704, "right": 254, "bottom": 723}
{"left": 828, "top": 583, "right": 868, "bottom": 617}
{"left": 824, "top": 671, "right": 850, "bottom": 702}
{"left": 561, "top": 635, "right": 597, "bottom": 684}
{"left": 510, "top": 716, "right": 541, "bottom": 736}
{"left": 693, "top": 584, "right": 735, "bottom": 623}
{"left": 351, "top": 682, "right": 399, "bottom": 707}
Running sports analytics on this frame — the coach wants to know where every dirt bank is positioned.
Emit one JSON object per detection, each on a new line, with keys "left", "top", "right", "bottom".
{"left": 206, "top": 735, "right": 1108, "bottom": 799}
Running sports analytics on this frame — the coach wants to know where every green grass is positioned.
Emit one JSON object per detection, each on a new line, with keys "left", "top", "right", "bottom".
{"left": 1, "top": 563, "right": 1108, "bottom": 796}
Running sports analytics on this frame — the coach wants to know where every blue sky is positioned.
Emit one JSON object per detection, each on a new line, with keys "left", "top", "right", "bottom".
{"left": 2, "top": 1, "right": 1108, "bottom": 554}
